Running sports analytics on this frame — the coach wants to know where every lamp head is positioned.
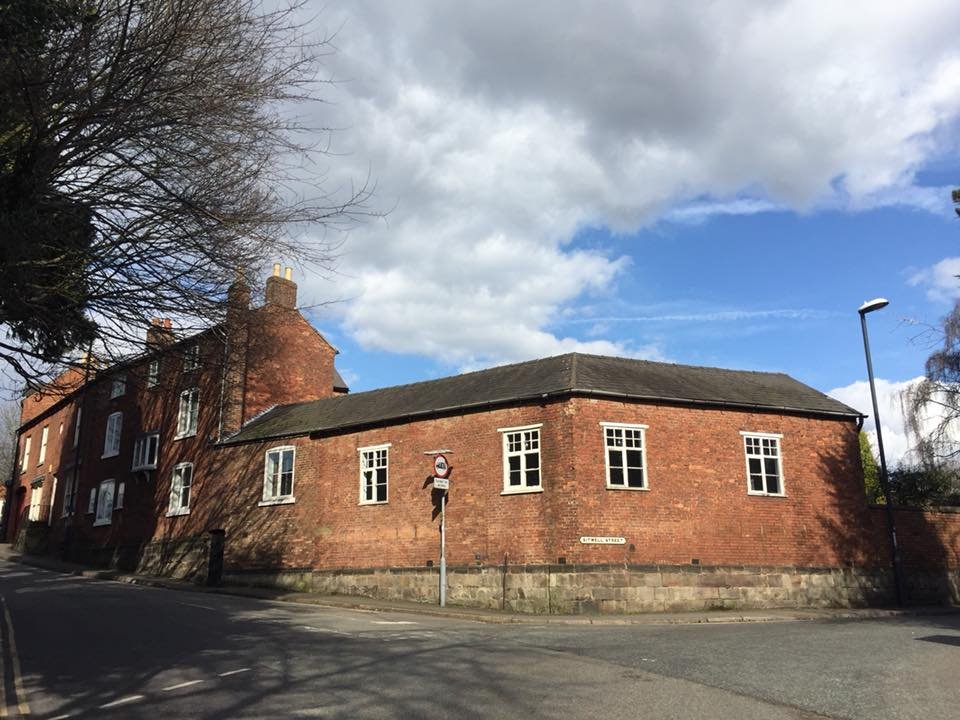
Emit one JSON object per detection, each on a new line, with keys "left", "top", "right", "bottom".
{"left": 858, "top": 298, "right": 889, "bottom": 315}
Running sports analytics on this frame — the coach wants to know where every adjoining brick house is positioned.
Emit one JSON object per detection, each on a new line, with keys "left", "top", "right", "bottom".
{"left": 5, "top": 271, "right": 960, "bottom": 612}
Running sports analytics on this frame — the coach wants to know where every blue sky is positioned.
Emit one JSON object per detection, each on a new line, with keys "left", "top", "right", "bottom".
{"left": 278, "top": 1, "right": 960, "bottom": 462}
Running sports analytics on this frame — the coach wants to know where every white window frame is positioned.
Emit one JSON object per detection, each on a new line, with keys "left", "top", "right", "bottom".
{"left": 110, "top": 374, "right": 126, "bottom": 399}
{"left": 38, "top": 425, "right": 49, "bottom": 466}
{"left": 147, "top": 359, "right": 160, "bottom": 388}
{"left": 102, "top": 411, "right": 123, "bottom": 458}
{"left": 131, "top": 432, "right": 160, "bottom": 471}
{"left": 358, "top": 444, "right": 391, "bottom": 505}
{"left": 741, "top": 431, "right": 786, "bottom": 497}
{"left": 601, "top": 422, "right": 649, "bottom": 490}
{"left": 87, "top": 487, "right": 97, "bottom": 514}
{"left": 498, "top": 423, "right": 544, "bottom": 495}
{"left": 28, "top": 479, "right": 43, "bottom": 522}
{"left": 93, "top": 479, "right": 115, "bottom": 526}
{"left": 73, "top": 407, "right": 82, "bottom": 448}
{"left": 260, "top": 446, "right": 295, "bottom": 506}
{"left": 175, "top": 388, "right": 199, "bottom": 439}
{"left": 183, "top": 344, "right": 200, "bottom": 372}
{"left": 20, "top": 436, "right": 31, "bottom": 473}
{"left": 62, "top": 475, "right": 78, "bottom": 517}
{"left": 167, "top": 463, "right": 193, "bottom": 516}
{"left": 115, "top": 481, "right": 125, "bottom": 510}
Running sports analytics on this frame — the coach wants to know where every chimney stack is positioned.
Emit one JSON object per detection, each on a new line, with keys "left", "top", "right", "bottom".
{"left": 264, "top": 264, "right": 297, "bottom": 309}
{"left": 146, "top": 318, "right": 175, "bottom": 349}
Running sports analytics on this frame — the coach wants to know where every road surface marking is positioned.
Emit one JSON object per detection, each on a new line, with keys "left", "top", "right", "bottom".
{"left": 162, "top": 679, "right": 204, "bottom": 691}
{"left": 218, "top": 668, "right": 251, "bottom": 677}
{"left": 371, "top": 620, "right": 417, "bottom": 625}
{"left": 1, "top": 595, "right": 30, "bottom": 716}
{"left": 48, "top": 714, "right": 72, "bottom": 719}
{"left": 302, "top": 626, "right": 350, "bottom": 636}
{"left": 98, "top": 695, "right": 145, "bottom": 709}
{"left": 176, "top": 601, "right": 216, "bottom": 611}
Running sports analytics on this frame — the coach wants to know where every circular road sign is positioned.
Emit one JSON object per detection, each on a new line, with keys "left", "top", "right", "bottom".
{"left": 433, "top": 454, "right": 451, "bottom": 479}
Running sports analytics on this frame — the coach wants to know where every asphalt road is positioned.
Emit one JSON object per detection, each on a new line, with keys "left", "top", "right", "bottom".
{"left": 0, "top": 559, "right": 957, "bottom": 719}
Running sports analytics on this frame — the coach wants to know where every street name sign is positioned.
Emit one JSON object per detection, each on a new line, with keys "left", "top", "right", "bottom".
{"left": 579, "top": 536, "right": 626, "bottom": 545}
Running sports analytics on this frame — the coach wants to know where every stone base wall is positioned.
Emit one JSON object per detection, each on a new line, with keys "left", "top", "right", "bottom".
{"left": 137, "top": 535, "right": 210, "bottom": 581}
{"left": 222, "top": 562, "right": 958, "bottom": 613}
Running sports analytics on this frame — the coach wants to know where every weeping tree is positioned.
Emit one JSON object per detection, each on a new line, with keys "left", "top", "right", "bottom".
{"left": 895, "top": 187, "right": 960, "bottom": 505}
{"left": 0, "top": 0, "right": 371, "bottom": 392}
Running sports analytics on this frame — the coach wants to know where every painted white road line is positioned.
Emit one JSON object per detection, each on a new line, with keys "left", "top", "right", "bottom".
{"left": 161, "top": 679, "right": 204, "bottom": 692}
{"left": 218, "top": 668, "right": 251, "bottom": 677}
{"left": 1, "top": 595, "right": 30, "bottom": 717}
{"left": 371, "top": 620, "right": 417, "bottom": 625}
{"left": 98, "top": 694, "right": 145, "bottom": 709}
{"left": 49, "top": 714, "right": 72, "bottom": 719}
{"left": 302, "top": 626, "right": 350, "bottom": 636}
{"left": 176, "top": 601, "right": 216, "bottom": 611}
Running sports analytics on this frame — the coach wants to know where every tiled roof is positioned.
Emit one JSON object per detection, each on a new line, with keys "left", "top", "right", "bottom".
{"left": 225, "top": 353, "right": 861, "bottom": 444}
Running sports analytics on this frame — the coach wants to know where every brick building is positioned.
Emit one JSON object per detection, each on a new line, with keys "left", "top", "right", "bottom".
{"left": 5, "top": 270, "right": 960, "bottom": 612}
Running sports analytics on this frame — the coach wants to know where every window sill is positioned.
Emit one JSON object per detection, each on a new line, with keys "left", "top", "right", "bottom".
{"left": 747, "top": 492, "right": 787, "bottom": 498}
{"left": 606, "top": 485, "right": 649, "bottom": 492}
{"left": 259, "top": 497, "right": 295, "bottom": 507}
{"left": 359, "top": 500, "right": 389, "bottom": 506}
{"left": 101, "top": 451, "right": 119, "bottom": 459}
{"left": 500, "top": 487, "right": 544, "bottom": 496}
{"left": 131, "top": 465, "right": 157, "bottom": 472}
{"left": 92, "top": 519, "right": 111, "bottom": 527}
{"left": 173, "top": 432, "right": 197, "bottom": 441}
{"left": 166, "top": 507, "right": 190, "bottom": 517}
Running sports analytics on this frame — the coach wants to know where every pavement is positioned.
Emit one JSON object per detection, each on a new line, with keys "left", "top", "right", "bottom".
{"left": 2, "top": 543, "right": 956, "bottom": 626}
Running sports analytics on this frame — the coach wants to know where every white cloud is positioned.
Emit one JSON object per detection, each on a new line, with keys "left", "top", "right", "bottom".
{"left": 290, "top": 1, "right": 960, "bottom": 367}
{"left": 908, "top": 256, "right": 960, "bottom": 302}
{"left": 828, "top": 377, "right": 925, "bottom": 467}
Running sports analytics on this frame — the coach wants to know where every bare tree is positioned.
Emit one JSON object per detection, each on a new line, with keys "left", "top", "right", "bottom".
{"left": 1, "top": 0, "right": 372, "bottom": 391}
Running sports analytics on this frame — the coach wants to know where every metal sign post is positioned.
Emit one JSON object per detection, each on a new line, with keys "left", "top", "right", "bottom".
{"left": 440, "top": 491, "right": 446, "bottom": 608}
{"left": 424, "top": 450, "right": 452, "bottom": 608}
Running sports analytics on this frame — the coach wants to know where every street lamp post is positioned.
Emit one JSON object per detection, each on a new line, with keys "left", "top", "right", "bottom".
{"left": 858, "top": 298, "right": 906, "bottom": 606}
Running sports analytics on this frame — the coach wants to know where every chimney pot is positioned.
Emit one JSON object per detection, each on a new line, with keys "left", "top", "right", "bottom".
{"left": 272, "top": 263, "right": 281, "bottom": 277}
{"left": 284, "top": 266, "right": 292, "bottom": 281}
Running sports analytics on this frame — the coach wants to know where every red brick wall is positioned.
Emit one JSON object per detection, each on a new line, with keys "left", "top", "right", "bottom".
{"left": 162, "top": 396, "right": 896, "bottom": 575}
{"left": 560, "top": 397, "right": 871, "bottom": 568}
{"left": 241, "top": 307, "right": 338, "bottom": 421}
{"left": 868, "top": 506, "right": 960, "bottom": 569}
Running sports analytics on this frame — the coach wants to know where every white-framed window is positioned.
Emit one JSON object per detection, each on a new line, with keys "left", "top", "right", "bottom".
{"left": 115, "top": 481, "right": 125, "bottom": 510}
{"left": 28, "top": 479, "right": 43, "bottom": 522}
{"left": 602, "top": 422, "right": 648, "bottom": 490}
{"left": 87, "top": 487, "right": 97, "bottom": 514}
{"left": 359, "top": 444, "right": 390, "bottom": 504}
{"left": 742, "top": 432, "right": 785, "bottom": 496}
{"left": 38, "top": 425, "right": 49, "bottom": 466}
{"left": 261, "top": 446, "right": 295, "bottom": 505}
{"left": 102, "top": 411, "right": 122, "bottom": 458}
{"left": 176, "top": 388, "right": 199, "bottom": 438}
{"left": 20, "top": 436, "right": 31, "bottom": 473}
{"left": 94, "top": 479, "right": 115, "bottom": 526}
{"left": 499, "top": 424, "right": 543, "bottom": 493}
{"left": 132, "top": 432, "right": 160, "bottom": 471}
{"left": 62, "top": 475, "right": 78, "bottom": 517}
{"left": 110, "top": 374, "right": 126, "bottom": 399}
{"left": 167, "top": 463, "right": 193, "bottom": 516}
{"left": 183, "top": 344, "right": 200, "bottom": 372}
{"left": 147, "top": 359, "right": 160, "bottom": 388}
{"left": 73, "top": 407, "right": 82, "bottom": 448}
